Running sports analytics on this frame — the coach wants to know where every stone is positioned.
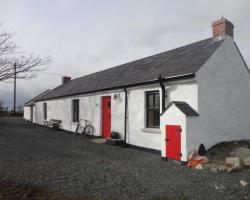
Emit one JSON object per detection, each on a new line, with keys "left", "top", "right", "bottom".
{"left": 225, "top": 157, "right": 244, "bottom": 171}
{"left": 214, "top": 184, "right": 226, "bottom": 190}
{"left": 210, "top": 167, "right": 219, "bottom": 173}
{"left": 218, "top": 165, "right": 227, "bottom": 172}
{"left": 243, "top": 157, "right": 250, "bottom": 167}
{"left": 195, "top": 164, "right": 203, "bottom": 170}
{"left": 203, "top": 163, "right": 221, "bottom": 172}
{"left": 91, "top": 138, "right": 106, "bottom": 144}
{"left": 230, "top": 148, "right": 250, "bottom": 160}
{"left": 240, "top": 180, "right": 248, "bottom": 187}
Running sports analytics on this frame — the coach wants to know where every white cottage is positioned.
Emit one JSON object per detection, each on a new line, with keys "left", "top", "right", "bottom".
{"left": 24, "top": 18, "right": 250, "bottom": 162}
{"left": 24, "top": 89, "right": 50, "bottom": 122}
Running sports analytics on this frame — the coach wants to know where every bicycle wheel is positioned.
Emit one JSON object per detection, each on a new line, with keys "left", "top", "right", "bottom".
{"left": 83, "top": 124, "right": 94, "bottom": 136}
{"left": 75, "top": 123, "right": 80, "bottom": 134}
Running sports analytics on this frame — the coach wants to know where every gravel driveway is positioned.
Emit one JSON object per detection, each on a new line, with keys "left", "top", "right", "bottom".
{"left": 0, "top": 117, "right": 249, "bottom": 200}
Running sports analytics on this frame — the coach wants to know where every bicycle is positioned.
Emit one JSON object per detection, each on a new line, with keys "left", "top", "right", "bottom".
{"left": 75, "top": 119, "right": 95, "bottom": 136}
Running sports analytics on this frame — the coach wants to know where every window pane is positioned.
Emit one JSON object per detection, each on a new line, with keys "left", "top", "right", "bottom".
{"left": 154, "top": 93, "right": 160, "bottom": 108}
{"left": 147, "top": 109, "right": 160, "bottom": 127}
{"left": 43, "top": 103, "right": 47, "bottom": 120}
{"left": 146, "top": 91, "right": 160, "bottom": 128}
{"left": 76, "top": 100, "right": 79, "bottom": 121}
{"left": 147, "top": 110, "right": 155, "bottom": 127}
{"left": 148, "top": 94, "right": 154, "bottom": 107}
{"left": 73, "top": 99, "right": 79, "bottom": 122}
{"left": 154, "top": 109, "right": 160, "bottom": 126}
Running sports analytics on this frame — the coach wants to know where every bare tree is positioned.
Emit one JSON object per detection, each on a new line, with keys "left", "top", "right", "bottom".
{"left": 0, "top": 23, "right": 51, "bottom": 82}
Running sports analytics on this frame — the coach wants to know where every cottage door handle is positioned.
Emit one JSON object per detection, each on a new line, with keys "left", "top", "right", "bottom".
{"left": 165, "top": 138, "right": 170, "bottom": 142}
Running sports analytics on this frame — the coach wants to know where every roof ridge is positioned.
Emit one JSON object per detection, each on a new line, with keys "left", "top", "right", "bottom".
{"left": 165, "top": 101, "right": 199, "bottom": 116}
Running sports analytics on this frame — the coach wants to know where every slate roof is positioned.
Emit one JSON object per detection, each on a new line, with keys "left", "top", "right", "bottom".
{"left": 167, "top": 101, "right": 199, "bottom": 116}
{"left": 24, "top": 90, "right": 50, "bottom": 106}
{"left": 36, "top": 37, "right": 223, "bottom": 101}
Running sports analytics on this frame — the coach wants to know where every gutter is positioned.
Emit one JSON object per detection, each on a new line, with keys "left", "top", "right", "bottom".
{"left": 35, "top": 74, "right": 195, "bottom": 102}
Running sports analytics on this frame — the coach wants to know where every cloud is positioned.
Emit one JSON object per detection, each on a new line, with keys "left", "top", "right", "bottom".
{"left": 0, "top": 82, "right": 31, "bottom": 109}
{"left": 0, "top": 0, "right": 249, "bottom": 107}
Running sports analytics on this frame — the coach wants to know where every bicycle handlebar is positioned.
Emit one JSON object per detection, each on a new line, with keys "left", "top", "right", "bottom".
{"left": 79, "top": 119, "right": 91, "bottom": 123}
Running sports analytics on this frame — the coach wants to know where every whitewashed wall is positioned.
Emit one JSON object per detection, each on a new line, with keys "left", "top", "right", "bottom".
{"left": 23, "top": 106, "right": 31, "bottom": 121}
{"left": 160, "top": 104, "right": 187, "bottom": 161}
{"left": 126, "top": 86, "right": 162, "bottom": 150}
{"left": 34, "top": 102, "right": 43, "bottom": 124}
{"left": 33, "top": 80, "right": 197, "bottom": 151}
{"left": 125, "top": 82, "right": 197, "bottom": 151}
{"left": 34, "top": 91, "right": 125, "bottom": 138}
{"left": 187, "top": 36, "right": 250, "bottom": 152}
{"left": 167, "top": 82, "right": 198, "bottom": 111}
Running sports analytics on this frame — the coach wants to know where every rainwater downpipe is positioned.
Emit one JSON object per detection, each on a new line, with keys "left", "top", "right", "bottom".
{"left": 123, "top": 88, "right": 128, "bottom": 146}
{"left": 158, "top": 74, "right": 166, "bottom": 113}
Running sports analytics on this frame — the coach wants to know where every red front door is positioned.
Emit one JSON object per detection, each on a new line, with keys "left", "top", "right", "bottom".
{"left": 102, "top": 96, "right": 111, "bottom": 138}
{"left": 166, "top": 125, "right": 181, "bottom": 161}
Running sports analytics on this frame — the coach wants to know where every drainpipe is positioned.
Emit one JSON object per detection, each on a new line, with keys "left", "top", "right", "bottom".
{"left": 158, "top": 74, "right": 166, "bottom": 113}
{"left": 123, "top": 88, "right": 128, "bottom": 146}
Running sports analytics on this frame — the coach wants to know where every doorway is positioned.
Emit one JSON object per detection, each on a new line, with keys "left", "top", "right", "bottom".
{"left": 166, "top": 125, "right": 181, "bottom": 160}
{"left": 102, "top": 96, "right": 111, "bottom": 138}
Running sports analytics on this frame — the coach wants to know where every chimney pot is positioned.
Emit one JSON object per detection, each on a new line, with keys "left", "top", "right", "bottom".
{"left": 212, "top": 17, "right": 234, "bottom": 38}
{"left": 62, "top": 76, "right": 71, "bottom": 84}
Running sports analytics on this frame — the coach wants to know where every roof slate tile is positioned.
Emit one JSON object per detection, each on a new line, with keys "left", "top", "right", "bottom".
{"left": 36, "top": 37, "right": 223, "bottom": 101}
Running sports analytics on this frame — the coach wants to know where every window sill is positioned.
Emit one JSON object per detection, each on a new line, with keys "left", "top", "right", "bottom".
{"left": 142, "top": 128, "right": 161, "bottom": 134}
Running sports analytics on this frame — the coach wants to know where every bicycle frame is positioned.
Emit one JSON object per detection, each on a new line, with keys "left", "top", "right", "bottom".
{"left": 75, "top": 119, "right": 92, "bottom": 134}
{"left": 79, "top": 119, "right": 91, "bottom": 126}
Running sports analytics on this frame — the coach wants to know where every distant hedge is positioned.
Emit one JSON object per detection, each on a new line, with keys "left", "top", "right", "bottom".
{"left": 0, "top": 112, "right": 23, "bottom": 117}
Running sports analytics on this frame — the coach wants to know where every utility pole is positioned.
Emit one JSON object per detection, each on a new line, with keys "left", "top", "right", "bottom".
{"left": 13, "top": 62, "right": 16, "bottom": 113}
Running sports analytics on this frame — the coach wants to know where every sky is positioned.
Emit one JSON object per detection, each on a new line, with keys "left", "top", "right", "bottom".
{"left": 0, "top": 0, "right": 250, "bottom": 109}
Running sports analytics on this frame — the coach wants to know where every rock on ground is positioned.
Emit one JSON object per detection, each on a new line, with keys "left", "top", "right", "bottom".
{"left": 243, "top": 157, "right": 250, "bottom": 167}
{"left": 225, "top": 157, "right": 244, "bottom": 172}
{"left": 230, "top": 148, "right": 250, "bottom": 160}
{"left": 230, "top": 147, "right": 250, "bottom": 167}
{"left": 195, "top": 164, "right": 203, "bottom": 170}
{"left": 240, "top": 180, "right": 248, "bottom": 187}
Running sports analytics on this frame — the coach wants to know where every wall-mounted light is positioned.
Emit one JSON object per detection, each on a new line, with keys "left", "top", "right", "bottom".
{"left": 114, "top": 93, "right": 121, "bottom": 101}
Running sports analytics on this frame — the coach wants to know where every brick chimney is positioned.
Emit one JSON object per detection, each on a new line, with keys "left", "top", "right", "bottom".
{"left": 62, "top": 76, "right": 71, "bottom": 84}
{"left": 212, "top": 17, "right": 234, "bottom": 38}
